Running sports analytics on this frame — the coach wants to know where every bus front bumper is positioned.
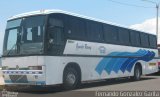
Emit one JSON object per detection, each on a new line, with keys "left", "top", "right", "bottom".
{"left": 2, "top": 70, "right": 46, "bottom": 85}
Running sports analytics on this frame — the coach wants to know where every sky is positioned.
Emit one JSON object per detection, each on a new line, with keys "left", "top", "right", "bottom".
{"left": 0, "top": 0, "right": 160, "bottom": 54}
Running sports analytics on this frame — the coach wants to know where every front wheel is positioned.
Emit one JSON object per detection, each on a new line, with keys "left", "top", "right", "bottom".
{"left": 63, "top": 67, "right": 80, "bottom": 90}
{"left": 132, "top": 65, "right": 142, "bottom": 81}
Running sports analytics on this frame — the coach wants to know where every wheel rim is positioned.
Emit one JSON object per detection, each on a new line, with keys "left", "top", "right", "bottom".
{"left": 66, "top": 72, "right": 76, "bottom": 85}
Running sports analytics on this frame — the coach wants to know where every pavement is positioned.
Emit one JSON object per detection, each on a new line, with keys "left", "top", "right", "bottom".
{"left": 78, "top": 76, "right": 160, "bottom": 91}
{"left": 0, "top": 75, "right": 160, "bottom": 97}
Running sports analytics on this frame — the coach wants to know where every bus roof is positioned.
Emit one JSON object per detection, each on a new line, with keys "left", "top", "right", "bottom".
{"left": 8, "top": 9, "right": 155, "bottom": 35}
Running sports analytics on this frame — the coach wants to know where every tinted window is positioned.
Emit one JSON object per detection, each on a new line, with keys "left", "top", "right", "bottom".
{"left": 103, "top": 24, "right": 118, "bottom": 43}
{"left": 6, "top": 29, "right": 18, "bottom": 51}
{"left": 67, "top": 16, "right": 86, "bottom": 40}
{"left": 7, "top": 19, "right": 22, "bottom": 29}
{"left": 118, "top": 28, "right": 130, "bottom": 45}
{"left": 130, "top": 30, "right": 141, "bottom": 46}
{"left": 140, "top": 33, "right": 149, "bottom": 47}
{"left": 48, "top": 18, "right": 64, "bottom": 45}
{"left": 22, "top": 16, "right": 44, "bottom": 43}
{"left": 24, "top": 26, "right": 43, "bottom": 43}
{"left": 47, "top": 14, "right": 65, "bottom": 55}
{"left": 87, "top": 21, "right": 103, "bottom": 42}
{"left": 49, "top": 18, "right": 64, "bottom": 27}
{"left": 149, "top": 35, "right": 157, "bottom": 48}
{"left": 23, "top": 25, "right": 43, "bottom": 43}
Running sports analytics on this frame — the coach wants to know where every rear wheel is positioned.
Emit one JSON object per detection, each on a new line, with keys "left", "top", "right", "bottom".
{"left": 63, "top": 67, "right": 80, "bottom": 90}
{"left": 132, "top": 65, "right": 142, "bottom": 81}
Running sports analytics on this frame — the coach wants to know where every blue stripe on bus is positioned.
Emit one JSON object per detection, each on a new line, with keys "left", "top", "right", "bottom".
{"left": 104, "top": 57, "right": 117, "bottom": 74}
{"left": 5, "top": 80, "right": 46, "bottom": 85}
{"left": 105, "top": 52, "right": 136, "bottom": 74}
{"left": 126, "top": 50, "right": 155, "bottom": 72}
{"left": 112, "top": 58, "right": 127, "bottom": 73}
{"left": 95, "top": 49, "right": 155, "bottom": 75}
{"left": 104, "top": 52, "right": 129, "bottom": 74}
{"left": 119, "top": 50, "right": 145, "bottom": 73}
{"left": 3, "top": 71, "right": 43, "bottom": 74}
{"left": 95, "top": 52, "right": 121, "bottom": 75}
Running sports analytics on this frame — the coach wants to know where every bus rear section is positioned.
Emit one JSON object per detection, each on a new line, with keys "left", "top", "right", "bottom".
{"left": 2, "top": 56, "right": 46, "bottom": 85}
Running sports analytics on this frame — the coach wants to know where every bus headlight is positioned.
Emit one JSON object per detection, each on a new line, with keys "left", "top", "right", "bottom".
{"left": 28, "top": 66, "right": 42, "bottom": 70}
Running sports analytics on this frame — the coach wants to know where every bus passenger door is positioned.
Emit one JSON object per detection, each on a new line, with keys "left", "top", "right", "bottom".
{"left": 47, "top": 18, "right": 65, "bottom": 55}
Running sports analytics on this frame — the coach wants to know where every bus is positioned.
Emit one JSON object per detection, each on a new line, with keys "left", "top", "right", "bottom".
{"left": 1, "top": 10, "right": 159, "bottom": 90}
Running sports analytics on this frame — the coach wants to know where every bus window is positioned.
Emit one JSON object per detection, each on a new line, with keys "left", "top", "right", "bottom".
{"left": 25, "top": 26, "right": 43, "bottom": 43}
{"left": 20, "top": 16, "right": 45, "bottom": 55}
{"left": 86, "top": 21, "right": 103, "bottom": 42}
{"left": 140, "top": 33, "right": 149, "bottom": 48}
{"left": 48, "top": 18, "right": 64, "bottom": 45}
{"left": 118, "top": 28, "right": 130, "bottom": 45}
{"left": 6, "top": 29, "right": 18, "bottom": 53}
{"left": 149, "top": 35, "right": 157, "bottom": 48}
{"left": 130, "top": 30, "right": 141, "bottom": 47}
{"left": 103, "top": 24, "right": 118, "bottom": 44}
{"left": 66, "top": 16, "right": 86, "bottom": 40}
{"left": 47, "top": 18, "right": 64, "bottom": 55}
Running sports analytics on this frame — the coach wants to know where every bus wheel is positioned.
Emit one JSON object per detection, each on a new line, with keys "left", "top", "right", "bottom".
{"left": 133, "top": 65, "right": 142, "bottom": 81}
{"left": 63, "top": 67, "right": 80, "bottom": 90}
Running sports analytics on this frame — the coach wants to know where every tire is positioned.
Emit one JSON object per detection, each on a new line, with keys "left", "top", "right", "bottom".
{"left": 63, "top": 67, "right": 80, "bottom": 90}
{"left": 132, "top": 65, "right": 142, "bottom": 81}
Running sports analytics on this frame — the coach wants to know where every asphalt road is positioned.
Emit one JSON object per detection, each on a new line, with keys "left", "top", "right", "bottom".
{"left": 1, "top": 75, "right": 160, "bottom": 97}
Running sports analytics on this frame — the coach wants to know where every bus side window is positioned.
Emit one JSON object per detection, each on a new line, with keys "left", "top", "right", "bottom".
{"left": 48, "top": 18, "right": 64, "bottom": 46}
{"left": 103, "top": 24, "right": 118, "bottom": 44}
{"left": 140, "top": 33, "right": 149, "bottom": 48}
{"left": 149, "top": 35, "right": 157, "bottom": 49}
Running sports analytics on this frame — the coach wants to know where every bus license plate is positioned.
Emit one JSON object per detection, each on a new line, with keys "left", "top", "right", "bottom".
{"left": 149, "top": 63, "right": 156, "bottom": 66}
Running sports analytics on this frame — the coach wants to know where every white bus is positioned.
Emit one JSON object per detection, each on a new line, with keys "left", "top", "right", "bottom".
{"left": 2, "top": 10, "right": 159, "bottom": 90}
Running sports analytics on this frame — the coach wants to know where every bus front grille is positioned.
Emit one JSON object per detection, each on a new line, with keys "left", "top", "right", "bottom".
{"left": 9, "top": 75, "right": 28, "bottom": 83}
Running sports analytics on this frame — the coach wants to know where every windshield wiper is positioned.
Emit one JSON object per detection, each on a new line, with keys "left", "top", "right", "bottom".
{"left": 7, "top": 43, "right": 17, "bottom": 56}
{"left": 6, "top": 32, "right": 21, "bottom": 56}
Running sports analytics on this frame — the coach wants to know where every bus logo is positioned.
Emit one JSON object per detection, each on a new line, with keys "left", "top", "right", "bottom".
{"left": 99, "top": 46, "right": 106, "bottom": 54}
{"left": 16, "top": 65, "right": 19, "bottom": 70}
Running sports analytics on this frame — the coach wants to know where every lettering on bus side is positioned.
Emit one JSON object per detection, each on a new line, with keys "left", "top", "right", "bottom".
{"left": 76, "top": 43, "right": 91, "bottom": 50}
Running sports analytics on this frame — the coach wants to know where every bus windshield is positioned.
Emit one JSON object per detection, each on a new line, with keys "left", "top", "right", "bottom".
{"left": 3, "top": 15, "right": 45, "bottom": 56}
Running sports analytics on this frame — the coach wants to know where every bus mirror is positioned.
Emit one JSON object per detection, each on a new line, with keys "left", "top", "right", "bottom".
{"left": 48, "top": 38, "right": 54, "bottom": 50}
{"left": 49, "top": 39, "right": 54, "bottom": 44}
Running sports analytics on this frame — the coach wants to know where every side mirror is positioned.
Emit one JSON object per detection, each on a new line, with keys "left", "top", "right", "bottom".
{"left": 48, "top": 38, "right": 53, "bottom": 50}
{"left": 49, "top": 38, "right": 54, "bottom": 44}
